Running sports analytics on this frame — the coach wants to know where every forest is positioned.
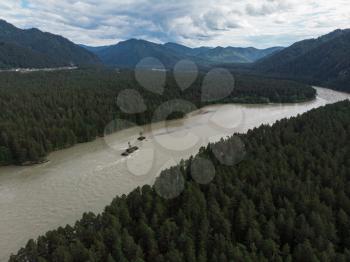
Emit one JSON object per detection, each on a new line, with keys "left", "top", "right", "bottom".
{"left": 0, "top": 69, "right": 315, "bottom": 166}
{"left": 9, "top": 100, "right": 350, "bottom": 261}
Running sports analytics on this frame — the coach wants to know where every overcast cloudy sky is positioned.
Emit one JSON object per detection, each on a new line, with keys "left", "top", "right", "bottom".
{"left": 1, "top": 0, "right": 349, "bottom": 48}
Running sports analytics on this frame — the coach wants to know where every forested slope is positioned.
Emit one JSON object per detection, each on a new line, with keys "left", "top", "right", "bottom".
{"left": 10, "top": 100, "right": 350, "bottom": 261}
{"left": 0, "top": 69, "right": 315, "bottom": 166}
{"left": 0, "top": 42, "right": 56, "bottom": 68}
{"left": 0, "top": 20, "right": 100, "bottom": 68}
{"left": 254, "top": 29, "right": 350, "bottom": 93}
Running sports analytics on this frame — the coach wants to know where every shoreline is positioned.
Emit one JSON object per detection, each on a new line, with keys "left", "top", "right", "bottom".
{"left": 0, "top": 90, "right": 317, "bottom": 168}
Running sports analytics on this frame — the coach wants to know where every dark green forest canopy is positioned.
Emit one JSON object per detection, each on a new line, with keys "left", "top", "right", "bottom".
{"left": 0, "top": 69, "right": 315, "bottom": 166}
{"left": 9, "top": 100, "right": 350, "bottom": 261}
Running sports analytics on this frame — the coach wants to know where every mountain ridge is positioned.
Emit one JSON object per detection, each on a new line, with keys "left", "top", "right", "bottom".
{"left": 0, "top": 19, "right": 284, "bottom": 69}
{"left": 82, "top": 39, "right": 284, "bottom": 68}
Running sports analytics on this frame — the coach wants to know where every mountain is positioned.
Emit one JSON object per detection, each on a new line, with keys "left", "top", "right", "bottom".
{"left": 84, "top": 39, "right": 283, "bottom": 68}
{"left": 163, "top": 42, "right": 197, "bottom": 56}
{"left": 94, "top": 39, "right": 191, "bottom": 68}
{"left": 196, "top": 46, "right": 283, "bottom": 64}
{"left": 163, "top": 42, "right": 212, "bottom": 56}
{"left": 254, "top": 29, "right": 350, "bottom": 92}
{"left": 0, "top": 20, "right": 100, "bottom": 68}
{"left": 0, "top": 19, "right": 283, "bottom": 69}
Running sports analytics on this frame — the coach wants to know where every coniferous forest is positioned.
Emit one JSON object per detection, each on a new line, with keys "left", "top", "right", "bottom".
{"left": 0, "top": 69, "right": 315, "bottom": 166}
{"left": 9, "top": 100, "right": 350, "bottom": 262}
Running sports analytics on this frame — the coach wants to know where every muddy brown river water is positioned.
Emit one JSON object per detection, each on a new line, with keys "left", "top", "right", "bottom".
{"left": 0, "top": 87, "right": 349, "bottom": 260}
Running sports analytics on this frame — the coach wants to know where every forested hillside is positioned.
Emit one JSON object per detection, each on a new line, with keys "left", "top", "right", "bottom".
{"left": 0, "top": 42, "right": 56, "bottom": 68}
{"left": 0, "top": 69, "right": 315, "bottom": 166}
{"left": 0, "top": 20, "right": 100, "bottom": 68}
{"left": 10, "top": 100, "right": 350, "bottom": 261}
{"left": 254, "top": 29, "right": 350, "bottom": 93}
{"left": 196, "top": 46, "right": 283, "bottom": 64}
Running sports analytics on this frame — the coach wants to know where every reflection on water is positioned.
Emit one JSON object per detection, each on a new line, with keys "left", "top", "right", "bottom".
{"left": 0, "top": 87, "right": 349, "bottom": 261}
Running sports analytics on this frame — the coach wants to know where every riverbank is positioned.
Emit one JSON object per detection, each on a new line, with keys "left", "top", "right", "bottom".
{"left": 0, "top": 87, "right": 317, "bottom": 168}
{"left": 0, "top": 69, "right": 316, "bottom": 166}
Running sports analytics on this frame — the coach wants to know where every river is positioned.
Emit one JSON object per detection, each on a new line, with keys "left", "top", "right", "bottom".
{"left": 0, "top": 87, "right": 349, "bottom": 260}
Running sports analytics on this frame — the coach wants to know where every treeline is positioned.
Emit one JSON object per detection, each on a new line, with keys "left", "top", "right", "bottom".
{"left": 10, "top": 100, "right": 350, "bottom": 261}
{"left": 0, "top": 69, "right": 315, "bottom": 165}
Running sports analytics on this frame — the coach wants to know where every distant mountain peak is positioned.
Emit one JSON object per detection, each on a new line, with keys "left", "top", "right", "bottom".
{"left": 120, "top": 38, "right": 154, "bottom": 44}
{"left": 27, "top": 28, "right": 42, "bottom": 33}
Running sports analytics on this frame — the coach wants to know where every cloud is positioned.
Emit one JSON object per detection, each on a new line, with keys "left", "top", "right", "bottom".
{"left": 0, "top": 0, "right": 349, "bottom": 48}
{"left": 245, "top": 0, "right": 295, "bottom": 16}
{"left": 201, "top": 9, "right": 243, "bottom": 31}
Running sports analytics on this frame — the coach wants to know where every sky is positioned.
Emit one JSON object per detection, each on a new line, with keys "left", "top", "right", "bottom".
{"left": 1, "top": 0, "right": 349, "bottom": 48}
